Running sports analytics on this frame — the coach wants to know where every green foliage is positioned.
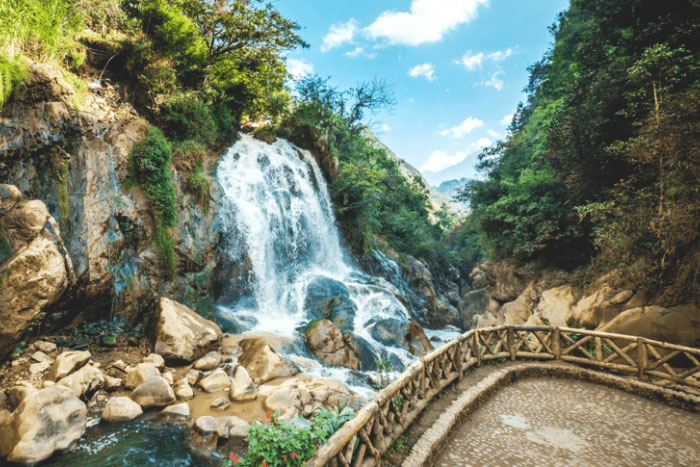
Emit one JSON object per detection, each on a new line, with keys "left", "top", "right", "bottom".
{"left": 161, "top": 92, "right": 217, "bottom": 144}
{"left": 461, "top": 0, "right": 700, "bottom": 293}
{"left": 185, "top": 160, "right": 212, "bottom": 213}
{"left": 0, "top": 56, "right": 28, "bottom": 111}
{"left": 129, "top": 126, "right": 177, "bottom": 278}
{"left": 0, "top": 222, "right": 12, "bottom": 265}
{"left": 228, "top": 406, "right": 354, "bottom": 467}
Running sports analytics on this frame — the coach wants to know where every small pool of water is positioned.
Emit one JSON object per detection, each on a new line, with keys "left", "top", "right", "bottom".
{"left": 437, "top": 378, "right": 700, "bottom": 467}
{"left": 40, "top": 415, "right": 219, "bottom": 467}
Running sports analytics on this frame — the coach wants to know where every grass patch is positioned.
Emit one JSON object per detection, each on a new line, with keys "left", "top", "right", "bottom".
{"left": 63, "top": 71, "right": 88, "bottom": 110}
{"left": 0, "top": 55, "right": 28, "bottom": 111}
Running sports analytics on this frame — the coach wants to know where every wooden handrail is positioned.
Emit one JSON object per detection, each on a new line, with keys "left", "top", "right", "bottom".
{"left": 306, "top": 325, "right": 700, "bottom": 466}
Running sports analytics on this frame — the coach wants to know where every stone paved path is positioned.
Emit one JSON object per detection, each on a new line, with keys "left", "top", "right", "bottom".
{"left": 436, "top": 378, "right": 700, "bottom": 467}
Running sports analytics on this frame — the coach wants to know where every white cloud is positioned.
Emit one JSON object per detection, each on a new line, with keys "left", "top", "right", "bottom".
{"left": 474, "top": 137, "right": 492, "bottom": 148}
{"left": 380, "top": 123, "right": 391, "bottom": 132}
{"left": 484, "top": 71, "right": 504, "bottom": 90}
{"left": 365, "top": 0, "right": 489, "bottom": 46}
{"left": 419, "top": 150, "right": 469, "bottom": 173}
{"left": 321, "top": 19, "right": 358, "bottom": 52}
{"left": 457, "top": 51, "right": 484, "bottom": 71}
{"left": 409, "top": 63, "right": 436, "bottom": 82}
{"left": 345, "top": 47, "right": 376, "bottom": 59}
{"left": 501, "top": 112, "right": 514, "bottom": 125}
{"left": 487, "top": 48, "right": 514, "bottom": 61}
{"left": 440, "top": 116, "right": 484, "bottom": 138}
{"left": 287, "top": 58, "right": 313, "bottom": 79}
{"left": 487, "top": 129, "right": 501, "bottom": 138}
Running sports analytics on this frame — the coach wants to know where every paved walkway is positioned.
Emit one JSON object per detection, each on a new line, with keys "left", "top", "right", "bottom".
{"left": 435, "top": 378, "right": 700, "bottom": 467}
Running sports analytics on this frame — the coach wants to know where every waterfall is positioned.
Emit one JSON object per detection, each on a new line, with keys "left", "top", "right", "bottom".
{"left": 215, "top": 134, "right": 415, "bottom": 371}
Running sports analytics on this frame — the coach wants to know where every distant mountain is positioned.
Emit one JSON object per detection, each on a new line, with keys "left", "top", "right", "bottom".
{"left": 435, "top": 178, "right": 468, "bottom": 201}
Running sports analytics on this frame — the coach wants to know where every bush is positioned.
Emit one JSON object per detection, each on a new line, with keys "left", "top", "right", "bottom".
{"left": 160, "top": 92, "right": 218, "bottom": 144}
{"left": 129, "top": 126, "right": 177, "bottom": 278}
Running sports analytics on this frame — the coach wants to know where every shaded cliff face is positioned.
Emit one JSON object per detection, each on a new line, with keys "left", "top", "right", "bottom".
{"left": 0, "top": 62, "right": 221, "bottom": 355}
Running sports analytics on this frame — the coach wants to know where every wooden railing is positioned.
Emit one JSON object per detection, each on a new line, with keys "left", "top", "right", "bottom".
{"left": 306, "top": 325, "right": 700, "bottom": 466}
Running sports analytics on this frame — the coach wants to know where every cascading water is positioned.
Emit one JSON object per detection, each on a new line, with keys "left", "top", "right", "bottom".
{"left": 215, "top": 134, "right": 417, "bottom": 378}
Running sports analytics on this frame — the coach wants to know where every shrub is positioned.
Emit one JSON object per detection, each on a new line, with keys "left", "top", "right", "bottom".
{"left": 128, "top": 126, "right": 177, "bottom": 278}
{"left": 160, "top": 92, "right": 218, "bottom": 144}
{"left": 226, "top": 406, "right": 354, "bottom": 467}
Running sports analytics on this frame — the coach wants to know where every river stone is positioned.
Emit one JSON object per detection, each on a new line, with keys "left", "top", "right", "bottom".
{"left": 305, "top": 319, "right": 359, "bottom": 369}
{"left": 210, "top": 397, "right": 230, "bottom": 411}
{"left": 124, "top": 362, "right": 161, "bottom": 389}
{"left": 186, "top": 369, "right": 202, "bottom": 385}
{"left": 198, "top": 369, "right": 230, "bottom": 393}
{"left": 31, "top": 351, "right": 50, "bottom": 363}
{"left": 34, "top": 341, "right": 57, "bottom": 354}
{"left": 229, "top": 366, "right": 256, "bottom": 402}
{"left": 368, "top": 317, "right": 407, "bottom": 347}
{"left": 51, "top": 350, "right": 91, "bottom": 380}
{"left": 144, "top": 353, "right": 165, "bottom": 370}
{"left": 29, "top": 360, "right": 52, "bottom": 375}
{"left": 0, "top": 386, "right": 87, "bottom": 464}
{"left": 57, "top": 364, "right": 105, "bottom": 398}
{"left": 194, "top": 416, "right": 217, "bottom": 435}
{"left": 101, "top": 396, "right": 143, "bottom": 422}
{"left": 175, "top": 379, "right": 194, "bottom": 400}
{"left": 161, "top": 402, "right": 190, "bottom": 418}
{"left": 215, "top": 416, "right": 250, "bottom": 439}
{"left": 194, "top": 351, "right": 222, "bottom": 371}
{"left": 131, "top": 376, "right": 176, "bottom": 408}
{"left": 238, "top": 338, "right": 299, "bottom": 384}
{"left": 154, "top": 297, "right": 222, "bottom": 363}
{"left": 104, "top": 375, "right": 123, "bottom": 391}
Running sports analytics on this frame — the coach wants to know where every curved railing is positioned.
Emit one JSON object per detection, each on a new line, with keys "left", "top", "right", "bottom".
{"left": 306, "top": 325, "right": 700, "bottom": 466}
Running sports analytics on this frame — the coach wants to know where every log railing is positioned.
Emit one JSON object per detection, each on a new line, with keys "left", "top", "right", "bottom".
{"left": 306, "top": 325, "right": 700, "bottom": 466}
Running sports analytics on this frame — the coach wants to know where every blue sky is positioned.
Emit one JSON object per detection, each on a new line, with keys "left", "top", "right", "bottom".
{"left": 275, "top": 0, "right": 570, "bottom": 185}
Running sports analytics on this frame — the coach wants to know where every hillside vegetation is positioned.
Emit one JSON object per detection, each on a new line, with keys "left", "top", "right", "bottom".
{"left": 461, "top": 0, "right": 700, "bottom": 302}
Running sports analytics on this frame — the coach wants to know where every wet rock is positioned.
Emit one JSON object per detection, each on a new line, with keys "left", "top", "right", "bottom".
{"left": 369, "top": 317, "right": 407, "bottom": 347}
{"left": 238, "top": 338, "right": 299, "bottom": 384}
{"left": 198, "top": 369, "right": 230, "bottom": 393}
{"left": 101, "top": 396, "right": 142, "bottom": 422}
{"left": 229, "top": 366, "right": 256, "bottom": 402}
{"left": 50, "top": 350, "right": 91, "bottom": 381}
{"left": 154, "top": 297, "right": 222, "bottom": 363}
{"left": 303, "top": 276, "right": 357, "bottom": 330}
{"left": 194, "top": 416, "right": 217, "bottom": 435}
{"left": 210, "top": 397, "right": 230, "bottom": 411}
{"left": 144, "top": 353, "right": 165, "bottom": 370}
{"left": 305, "top": 320, "right": 359, "bottom": 369}
{"left": 131, "top": 376, "right": 176, "bottom": 408}
{"left": 124, "top": 362, "right": 161, "bottom": 389}
{"left": 0, "top": 386, "right": 86, "bottom": 464}
{"left": 194, "top": 351, "right": 222, "bottom": 371}
{"left": 161, "top": 402, "right": 190, "bottom": 418}
{"left": 174, "top": 379, "right": 194, "bottom": 400}
{"left": 57, "top": 364, "right": 104, "bottom": 398}
{"left": 404, "top": 321, "right": 434, "bottom": 357}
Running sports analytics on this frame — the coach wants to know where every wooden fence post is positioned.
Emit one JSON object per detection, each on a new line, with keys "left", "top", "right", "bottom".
{"left": 473, "top": 330, "right": 482, "bottom": 366}
{"left": 553, "top": 327, "right": 561, "bottom": 360}
{"left": 507, "top": 326, "right": 516, "bottom": 361}
{"left": 638, "top": 338, "right": 648, "bottom": 380}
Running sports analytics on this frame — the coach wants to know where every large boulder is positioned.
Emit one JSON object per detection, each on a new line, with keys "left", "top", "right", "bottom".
{"left": 305, "top": 320, "right": 359, "bottom": 369}
{"left": 0, "top": 386, "right": 86, "bottom": 464}
{"left": 154, "top": 297, "right": 222, "bottom": 363}
{"left": 194, "top": 351, "right": 222, "bottom": 371}
{"left": 303, "top": 276, "right": 357, "bottom": 330}
{"left": 229, "top": 366, "right": 256, "bottom": 402}
{"left": 50, "top": 350, "right": 91, "bottom": 380}
{"left": 0, "top": 190, "right": 75, "bottom": 360}
{"left": 533, "top": 286, "right": 577, "bottom": 327}
{"left": 124, "top": 362, "right": 161, "bottom": 389}
{"left": 404, "top": 321, "right": 434, "bottom": 357}
{"left": 459, "top": 288, "right": 499, "bottom": 329}
{"left": 600, "top": 304, "right": 700, "bottom": 347}
{"left": 237, "top": 338, "right": 299, "bottom": 384}
{"left": 57, "top": 364, "right": 104, "bottom": 398}
{"left": 101, "top": 396, "right": 143, "bottom": 422}
{"left": 131, "top": 376, "right": 176, "bottom": 408}
{"left": 198, "top": 369, "right": 230, "bottom": 393}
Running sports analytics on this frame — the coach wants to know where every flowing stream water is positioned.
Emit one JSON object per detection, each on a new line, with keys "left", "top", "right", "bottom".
{"left": 215, "top": 134, "right": 422, "bottom": 383}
